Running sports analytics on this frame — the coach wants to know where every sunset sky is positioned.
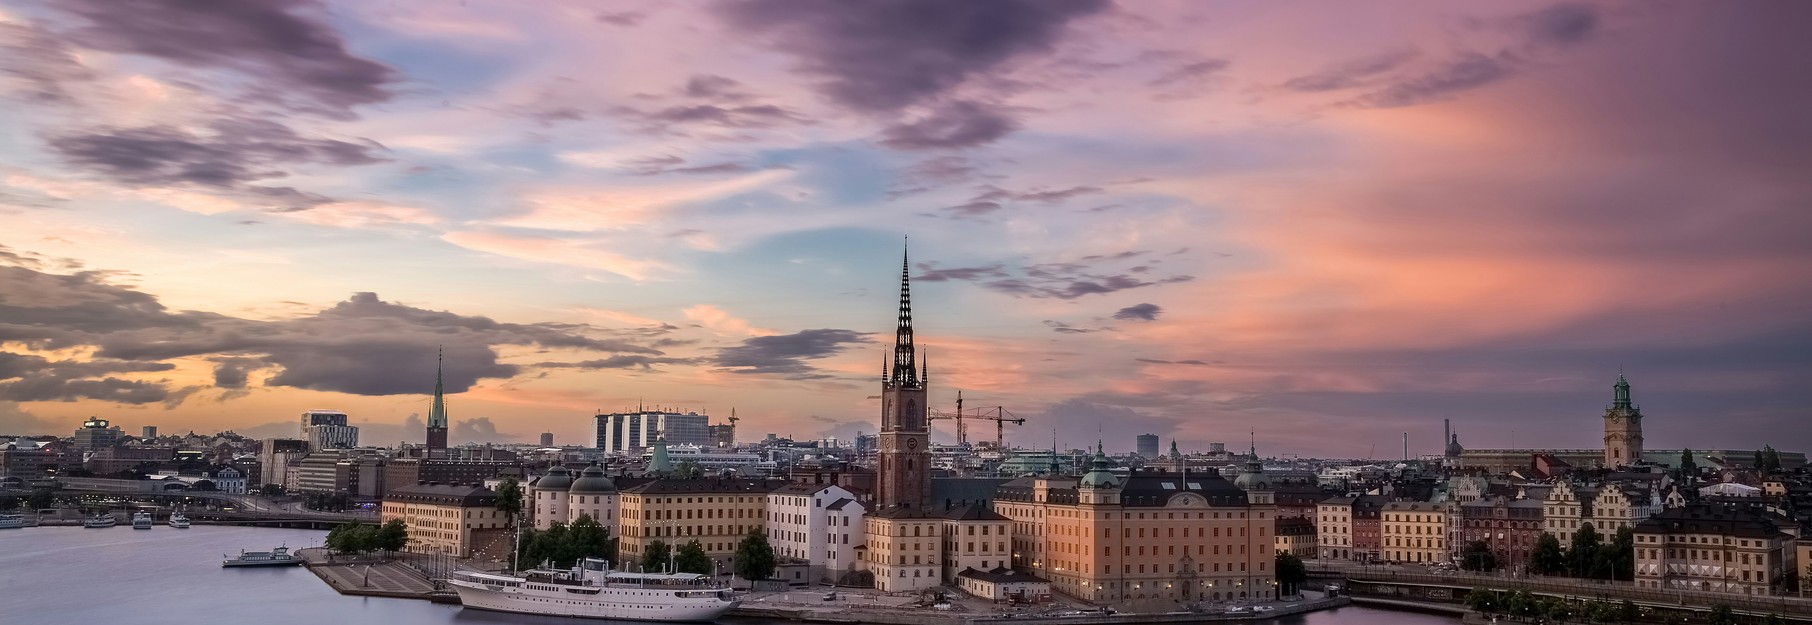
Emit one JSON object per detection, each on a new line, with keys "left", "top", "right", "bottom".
{"left": 1, "top": 1, "right": 1808, "bottom": 457}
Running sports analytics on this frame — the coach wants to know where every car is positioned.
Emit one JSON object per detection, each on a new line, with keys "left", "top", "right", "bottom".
{"left": 1254, "top": 606, "right": 1276, "bottom": 613}
{"left": 1228, "top": 606, "right": 1251, "bottom": 613}
{"left": 822, "top": 592, "right": 837, "bottom": 601}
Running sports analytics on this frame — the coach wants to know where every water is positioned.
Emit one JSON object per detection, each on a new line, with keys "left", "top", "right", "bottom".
{"left": 0, "top": 526, "right": 1455, "bottom": 625}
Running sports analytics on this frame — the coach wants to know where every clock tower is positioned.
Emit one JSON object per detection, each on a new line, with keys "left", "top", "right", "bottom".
{"left": 877, "top": 246, "right": 930, "bottom": 510}
{"left": 1603, "top": 373, "right": 1644, "bottom": 467}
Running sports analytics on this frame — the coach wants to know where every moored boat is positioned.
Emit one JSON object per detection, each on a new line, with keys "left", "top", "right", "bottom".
{"left": 132, "top": 511, "right": 154, "bottom": 529}
{"left": 448, "top": 558, "right": 739, "bottom": 622}
{"left": 223, "top": 546, "right": 302, "bottom": 567}
{"left": 0, "top": 513, "right": 24, "bottom": 529}
{"left": 168, "top": 512, "right": 190, "bottom": 528}
{"left": 83, "top": 514, "right": 117, "bottom": 528}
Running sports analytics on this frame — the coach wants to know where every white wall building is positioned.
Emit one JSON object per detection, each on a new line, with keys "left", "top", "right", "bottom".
{"left": 594, "top": 411, "right": 711, "bottom": 453}
{"left": 525, "top": 464, "right": 619, "bottom": 531}
{"left": 210, "top": 466, "right": 248, "bottom": 494}
{"left": 766, "top": 483, "right": 864, "bottom": 584}
{"left": 304, "top": 424, "right": 360, "bottom": 450}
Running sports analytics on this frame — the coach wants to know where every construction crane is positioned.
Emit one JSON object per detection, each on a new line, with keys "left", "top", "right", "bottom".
{"left": 929, "top": 391, "right": 1024, "bottom": 449}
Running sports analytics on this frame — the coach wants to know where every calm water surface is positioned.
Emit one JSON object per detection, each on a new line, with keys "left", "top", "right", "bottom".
{"left": 0, "top": 526, "right": 1456, "bottom": 625}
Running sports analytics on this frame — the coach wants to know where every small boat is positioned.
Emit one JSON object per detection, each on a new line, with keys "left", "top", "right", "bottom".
{"left": 223, "top": 546, "right": 302, "bottom": 567}
{"left": 132, "top": 511, "right": 154, "bottom": 530}
{"left": 168, "top": 512, "right": 190, "bottom": 529}
{"left": 84, "top": 514, "right": 117, "bottom": 528}
{"left": 0, "top": 513, "right": 24, "bottom": 529}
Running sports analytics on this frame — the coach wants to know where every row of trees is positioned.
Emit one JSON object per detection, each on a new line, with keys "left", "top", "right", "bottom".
{"left": 515, "top": 514, "right": 617, "bottom": 570}
{"left": 0, "top": 490, "right": 58, "bottom": 511}
{"left": 1466, "top": 588, "right": 1638, "bottom": 623}
{"left": 326, "top": 520, "right": 409, "bottom": 556}
{"left": 1527, "top": 523, "right": 1634, "bottom": 580}
{"left": 305, "top": 492, "right": 356, "bottom": 512}
{"left": 605, "top": 528, "right": 777, "bottom": 581}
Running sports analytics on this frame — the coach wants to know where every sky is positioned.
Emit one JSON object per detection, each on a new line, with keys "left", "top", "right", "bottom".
{"left": 0, "top": 0, "right": 1808, "bottom": 458}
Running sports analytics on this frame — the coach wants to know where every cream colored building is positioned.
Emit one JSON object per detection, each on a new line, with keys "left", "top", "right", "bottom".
{"left": 1545, "top": 481, "right": 1658, "bottom": 544}
{"left": 617, "top": 478, "right": 781, "bottom": 572}
{"left": 380, "top": 482, "right": 505, "bottom": 557}
{"left": 1635, "top": 505, "right": 1791, "bottom": 595}
{"left": 525, "top": 464, "right": 619, "bottom": 530}
{"left": 1275, "top": 517, "right": 1316, "bottom": 558}
{"left": 956, "top": 567, "right": 1051, "bottom": 603}
{"left": 941, "top": 504, "right": 1012, "bottom": 584}
{"left": 865, "top": 508, "right": 943, "bottom": 592}
{"left": 992, "top": 450, "right": 1278, "bottom": 604}
{"left": 1316, "top": 496, "right": 1354, "bottom": 560}
{"left": 1381, "top": 501, "right": 1453, "bottom": 564}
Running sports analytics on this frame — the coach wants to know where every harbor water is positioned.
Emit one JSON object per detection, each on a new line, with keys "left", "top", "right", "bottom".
{"left": 0, "top": 526, "right": 1458, "bottom": 625}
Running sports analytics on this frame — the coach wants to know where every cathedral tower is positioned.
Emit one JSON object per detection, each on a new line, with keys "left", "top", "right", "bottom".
{"left": 876, "top": 246, "right": 930, "bottom": 510}
{"left": 1603, "top": 373, "right": 1644, "bottom": 467}
{"left": 426, "top": 348, "right": 449, "bottom": 458}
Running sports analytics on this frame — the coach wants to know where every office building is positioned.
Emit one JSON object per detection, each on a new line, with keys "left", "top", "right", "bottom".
{"left": 382, "top": 482, "right": 504, "bottom": 557}
{"left": 617, "top": 478, "right": 784, "bottom": 571}
{"left": 72, "top": 417, "right": 123, "bottom": 451}
{"left": 300, "top": 410, "right": 349, "bottom": 435}
{"left": 539, "top": 432, "right": 554, "bottom": 447}
{"left": 594, "top": 410, "right": 712, "bottom": 453}
{"left": 1634, "top": 504, "right": 1792, "bottom": 595}
{"left": 1136, "top": 434, "right": 1159, "bottom": 459}
{"left": 305, "top": 423, "right": 360, "bottom": 450}
{"left": 141, "top": 426, "right": 157, "bottom": 439}
{"left": 259, "top": 438, "right": 309, "bottom": 488}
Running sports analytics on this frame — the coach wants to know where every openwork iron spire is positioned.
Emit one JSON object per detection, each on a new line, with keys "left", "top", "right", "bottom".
{"left": 428, "top": 347, "right": 449, "bottom": 428}
{"left": 890, "top": 243, "right": 919, "bottom": 387}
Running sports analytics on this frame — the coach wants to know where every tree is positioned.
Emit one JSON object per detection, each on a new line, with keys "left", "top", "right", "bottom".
{"left": 734, "top": 527, "right": 776, "bottom": 581}
{"left": 494, "top": 477, "right": 523, "bottom": 528}
{"left": 376, "top": 519, "right": 410, "bottom": 555}
{"left": 1274, "top": 553, "right": 1307, "bottom": 596}
{"left": 1707, "top": 604, "right": 1736, "bottom": 625}
{"left": 328, "top": 521, "right": 376, "bottom": 555}
{"left": 1762, "top": 445, "right": 1782, "bottom": 473}
{"left": 566, "top": 514, "right": 609, "bottom": 567}
{"left": 1530, "top": 533, "right": 1567, "bottom": 575}
{"left": 1679, "top": 449, "right": 1698, "bottom": 478}
{"left": 642, "top": 539, "right": 672, "bottom": 572}
{"left": 0, "top": 496, "right": 18, "bottom": 512}
{"left": 259, "top": 484, "right": 285, "bottom": 496}
{"left": 1618, "top": 599, "right": 1639, "bottom": 623}
{"left": 675, "top": 540, "right": 712, "bottom": 575}
{"left": 1460, "top": 541, "right": 1498, "bottom": 572}
{"left": 1569, "top": 522, "right": 1602, "bottom": 577}
{"left": 1464, "top": 587, "right": 1497, "bottom": 613}
{"left": 1606, "top": 527, "right": 1635, "bottom": 581}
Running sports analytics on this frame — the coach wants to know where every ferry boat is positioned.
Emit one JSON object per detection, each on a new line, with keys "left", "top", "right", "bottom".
{"left": 132, "top": 511, "right": 154, "bottom": 530}
{"left": 83, "top": 514, "right": 116, "bottom": 528}
{"left": 168, "top": 512, "right": 190, "bottom": 528}
{"left": 222, "top": 546, "right": 302, "bottom": 567}
{"left": 448, "top": 558, "right": 739, "bottom": 622}
{"left": 0, "top": 513, "right": 24, "bottom": 529}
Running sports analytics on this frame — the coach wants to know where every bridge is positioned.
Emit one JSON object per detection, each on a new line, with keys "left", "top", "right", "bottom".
{"left": 39, "top": 477, "right": 375, "bottom": 528}
{"left": 1307, "top": 562, "right": 1812, "bottom": 621}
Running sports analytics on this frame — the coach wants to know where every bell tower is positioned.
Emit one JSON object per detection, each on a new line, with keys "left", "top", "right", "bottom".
{"left": 1603, "top": 373, "right": 1644, "bottom": 467}
{"left": 877, "top": 245, "right": 930, "bottom": 510}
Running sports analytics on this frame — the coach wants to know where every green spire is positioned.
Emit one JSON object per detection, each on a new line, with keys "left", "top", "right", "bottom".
{"left": 1613, "top": 373, "right": 1632, "bottom": 409}
{"left": 428, "top": 347, "right": 448, "bottom": 429}
{"left": 1169, "top": 440, "right": 1181, "bottom": 460}
{"left": 650, "top": 436, "right": 673, "bottom": 475}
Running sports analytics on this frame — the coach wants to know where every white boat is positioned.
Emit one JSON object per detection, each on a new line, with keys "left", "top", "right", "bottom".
{"left": 448, "top": 559, "right": 739, "bottom": 622}
{"left": 0, "top": 513, "right": 23, "bottom": 529}
{"left": 222, "top": 546, "right": 302, "bottom": 567}
{"left": 168, "top": 512, "right": 190, "bottom": 528}
{"left": 132, "top": 511, "right": 154, "bottom": 530}
{"left": 83, "top": 514, "right": 116, "bottom": 528}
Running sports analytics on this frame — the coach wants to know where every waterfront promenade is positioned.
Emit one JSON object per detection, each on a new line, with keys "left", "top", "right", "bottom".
{"left": 1309, "top": 562, "right": 1812, "bottom": 619}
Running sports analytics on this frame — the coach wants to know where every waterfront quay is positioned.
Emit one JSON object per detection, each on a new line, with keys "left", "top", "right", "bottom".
{"left": 1309, "top": 562, "right": 1812, "bottom": 622}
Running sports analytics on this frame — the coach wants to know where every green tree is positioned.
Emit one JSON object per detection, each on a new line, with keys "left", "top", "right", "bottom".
{"left": 1762, "top": 445, "right": 1782, "bottom": 473}
{"left": 494, "top": 477, "right": 522, "bottom": 528}
{"left": 734, "top": 527, "right": 776, "bottom": 581}
{"left": 1464, "top": 587, "right": 1497, "bottom": 613}
{"left": 27, "top": 489, "right": 54, "bottom": 510}
{"left": 376, "top": 519, "right": 410, "bottom": 555}
{"left": 1569, "top": 522, "right": 1602, "bottom": 577}
{"left": 533, "top": 522, "right": 570, "bottom": 568}
{"left": 1679, "top": 449, "right": 1698, "bottom": 478}
{"left": 1618, "top": 599, "right": 1639, "bottom": 623}
{"left": 1274, "top": 553, "right": 1307, "bottom": 596}
{"left": 642, "top": 539, "right": 672, "bottom": 572}
{"left": 1460, "top": 540, "right": 1497, "bottom": 571}
{"left": 513, "top": 527, "right": 541, "bottom": 571}
{"left": 328, "top": 521, "right": 376, "bottom": 555}
{"left": 1530, "top": 533, "right": 1567, "bottom": 575}
{"left": 566, "top": 514, "right": 610, "bottom": 567}
{"left": 1605, "top": 526, "right": 1635, "bottom": 581}
{"left": 0, "top": 496, "right": 18, "bottom": 512}
{"left": 1707, "top": 604, "right": 1735, "bottom": 625}
{"left": 675, "top": 539, "right": 712, "bottom": 575}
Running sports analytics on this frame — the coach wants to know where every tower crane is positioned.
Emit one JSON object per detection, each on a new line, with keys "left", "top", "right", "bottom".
{"left": 929, "top": 391, "right": 1024, "bottom": 449}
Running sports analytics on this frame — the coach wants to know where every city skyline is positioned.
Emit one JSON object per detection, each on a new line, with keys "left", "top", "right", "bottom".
{"left": 2, "top": 1, "right": 1810, "bottom": 457}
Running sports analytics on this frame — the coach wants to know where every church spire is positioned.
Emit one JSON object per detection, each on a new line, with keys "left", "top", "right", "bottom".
{"left": 889, "top": 242, "right": 920, "bottom": 388}
{"left": 428, "top": 347, "right": 448, "bottom": 429}
{"left": 1612, "top": 372, "right": 1632, "bottom": 409}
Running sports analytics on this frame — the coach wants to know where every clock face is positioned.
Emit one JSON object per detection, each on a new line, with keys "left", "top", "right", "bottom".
{"left": 907, "top": 437, "right": 918, "bottom": 450}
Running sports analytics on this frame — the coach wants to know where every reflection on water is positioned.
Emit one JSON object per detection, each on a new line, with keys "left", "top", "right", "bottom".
{"left": 0, "top": 527, "right": 1455, "bottom": 625}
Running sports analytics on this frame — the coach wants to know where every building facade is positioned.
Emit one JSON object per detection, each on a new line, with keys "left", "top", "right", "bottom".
{"left": 304, "top": 424, "right": 360, "bottom": 450}
{"left": 594, "top": 411, "right": 713, "bottom": 453}
{"left": 766, "top": 483, "right": 864, "bottom": 584}
{"left": 381, "top": 482, "right": 505, "bottom": 557}
{"left": 1275, "top": 517, "right": 1317, "bottom": 558}
{"left": 1459, "top": 495, "right": 1544, "bottom": 572}
{"left": 259, "top": 438, "right": 309, "bottom": 488}
{"left": 1634, "top": 504, "right": 1791, "bottom": 595}
{"left": 993, "top": 449, "right": 1278, "bottom": 604}
{"left": 1381, "top": 501, "right": 1452, "bottom": 564}
{"left": 865, "top": 508, "right": 943, "bottom": 592}
{"left": 1317, "top": 496, "right": 1354, "bottom": 560}
{"left": 617, "top": 478, "right": 781, "bottom": 572}
{"left": 72, "top": 417, "right": 122, "bottom": 451}
{"left": 940, "top": 504, "right": 1012, "bottom": 584}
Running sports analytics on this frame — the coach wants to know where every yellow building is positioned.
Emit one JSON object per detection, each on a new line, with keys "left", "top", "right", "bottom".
{"left": 866, "top": 508, "right": 943, "bottom": 592}
{"left": 1316, "top": 496, "right": 1354, "bottom": 560}
{"left": 993, "top": 450, "right": 1278, "bottom": 605}
{"left": 380, "top": 482, "right": 505, "bottom": 557}
{"left": 1275, "top": 517, "right": 1316, "bottom": 558}
{"left": 1381, "top": 501, "right": 1452, "bottom": 564}
{"left": 617, "top": 478, "right": 782, "bottom": 572}
{"left": 1635, "top": 505, "right": 1792, "bottom": 595}
{"left": 941, "top": 504, "right": 1012, "bottom": 584}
